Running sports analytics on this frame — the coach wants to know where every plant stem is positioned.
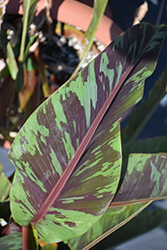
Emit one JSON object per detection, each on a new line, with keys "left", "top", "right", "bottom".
{"left": 22, "top": 226, "right": 29, "bottom": 250}
{"left": 70, "top": 0, "right": 108, "bottom": 78}
{"left": 19, "top": 0, "right": 38, "bottom": 62}
{"left": 34, "top": 44, "right": 50, "bottom": 97}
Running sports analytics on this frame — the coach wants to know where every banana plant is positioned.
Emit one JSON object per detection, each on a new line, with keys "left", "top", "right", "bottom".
{"left": 1, "top": 22, "right": 166, "bottom": 249}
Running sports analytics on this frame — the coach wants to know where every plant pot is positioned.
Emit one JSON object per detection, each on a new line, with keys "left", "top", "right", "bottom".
{"left": 2, "top": 0, "right": 123, "bottom": 150}
{"left": 6, "top": 0, "right": 123, "bottom": 46}
{"left": 5, "top": 0, "right": 123, "bottom": 87}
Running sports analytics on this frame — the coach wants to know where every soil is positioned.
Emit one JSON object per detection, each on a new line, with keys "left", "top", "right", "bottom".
{"left": 42, "top": 32, "right": 80, "bottom": 87}
{"left": 0, "top": 15, "right": 105, "bottom": 140}
{"left": 41, "top": 23, "right": 105, "bottom": 89}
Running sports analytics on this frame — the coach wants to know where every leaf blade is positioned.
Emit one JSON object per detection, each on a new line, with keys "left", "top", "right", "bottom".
{"left": 6, "top": 41, "right": 18, "bottom": 80}
{"left": 8, "top": 23, "right": 167, "bottom": 242}
{"left": 67, "top": 201, "right": 151, "bottom": 250}
{"left": 113, "top": 153, "right": 167, "bottom": 205}
{"left": 19, "top": 0, "right": 38, "bottom": 62}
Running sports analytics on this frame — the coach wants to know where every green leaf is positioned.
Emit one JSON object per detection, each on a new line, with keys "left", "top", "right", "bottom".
{"left": 39, "top": 240, "right": 58, "bottom": 250}
{"left": 8, "top": 23, "right": 167, "bottom": 243}
{"left": 71, "top": 136, "right": 167, "bottom": 249}
{"left": 66, "top": 201, "right": 151, "bottom": 250}
{"left": 6, "top": 41, "right": 18, "bottom": 80}
{"left": 71, "top": 0, "right": 108, "bottom": 76}
{"left": 0, "top": 65, "right": 9, "bottom": 78}
{"left": 23, "top": 34, "right": 37, "bottom": 62}
{"left": 113, "top": 153, "right": 167, "bottom": 205}
{"left": 67, "top": 149, "right": 167, "bottom": 250}
{"left": 0, "top": 163, "right": 10, "bottom": 202}
{"left": 14, "top": 61, "right": 24, "bottom": 92}
{"left": 25, "top": 56, "right": 38, "bottom": 71}
{"left": 19, "top": 0, "right": 38, "bottom": 62}
{"left": 122, "top": 136, "right": 167, "bottom": 176}
{"left": 100, "top": 207, "right": 167, "bottom": 249}
{"left": 0, "top": 232, "right": 22, "bottom": 250}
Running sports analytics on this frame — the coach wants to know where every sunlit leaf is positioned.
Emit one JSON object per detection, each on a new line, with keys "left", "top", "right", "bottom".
{"left": 38, "top": 239, "right": 58, "bottom": 250}
{"left": 19, "top": 0, "right": 38, "bottom": 62}
{"left": 8, "top": 23, "right": 167, "bottom": 243}
{"left": 72, "top": 0, "right": 108, "bottom": 76}
{"left": 23, "top": 34, "right": 37, "bottom": 62}
{"left": 6, "top": 41, "right": 18, "bottom": 80}
{"left": 66, "top": 138, "right": 167, "bottom": 249}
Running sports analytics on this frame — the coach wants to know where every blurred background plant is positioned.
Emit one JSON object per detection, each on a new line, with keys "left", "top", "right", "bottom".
{"left": 0, "top": 0, "right": 111, "bottom": 146}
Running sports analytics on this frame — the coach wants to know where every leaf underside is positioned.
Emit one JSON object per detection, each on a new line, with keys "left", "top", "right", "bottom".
{"left": 8, "top": 23, "right": 167, "bottom": 242}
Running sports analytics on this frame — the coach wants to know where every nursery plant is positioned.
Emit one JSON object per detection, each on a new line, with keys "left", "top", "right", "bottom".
{"left": 1, "top": 1, "right": 167, "bottom": 250}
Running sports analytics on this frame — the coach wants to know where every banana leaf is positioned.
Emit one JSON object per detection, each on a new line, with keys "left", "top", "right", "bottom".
{"left": 0, "top": 232, "right": 22, "bottom": 250}
{"left": 8, "top": 23, "right": 167, "bottom": 243}
{"left": 66, "top": 201, "right": 151, "bottom": 250}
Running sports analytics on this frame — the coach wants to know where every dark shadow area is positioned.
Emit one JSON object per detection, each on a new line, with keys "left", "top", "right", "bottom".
{"left": 109, "top": 0, "right": 167, "bottom": 139}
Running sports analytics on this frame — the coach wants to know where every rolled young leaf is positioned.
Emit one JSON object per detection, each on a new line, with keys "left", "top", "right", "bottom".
{"left": 8, "top": 23, "right": 167, "bottom": 242}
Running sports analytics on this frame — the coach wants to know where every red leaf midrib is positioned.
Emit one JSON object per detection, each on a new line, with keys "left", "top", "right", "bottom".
{"left": 32, "top": 65, "right": 133, "bottom": 225}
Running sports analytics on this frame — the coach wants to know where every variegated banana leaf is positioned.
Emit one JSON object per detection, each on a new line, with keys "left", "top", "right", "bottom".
{"left": 0, "top": 232, "right": 22, "bottom": 250}
{"left": 8, "top": 23, "right": 167, "bottom": 243}
{"left": 112, "top": 153, "right": 167, "bottom": 205}
{"left": 66, "top": 201, "right": 152, "bottom": 250}
{"left": 67, "top": 200, "right": 167, "bottom": 250}
{"left": 66, "top": 140, "right": 167, "bottom": 249}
